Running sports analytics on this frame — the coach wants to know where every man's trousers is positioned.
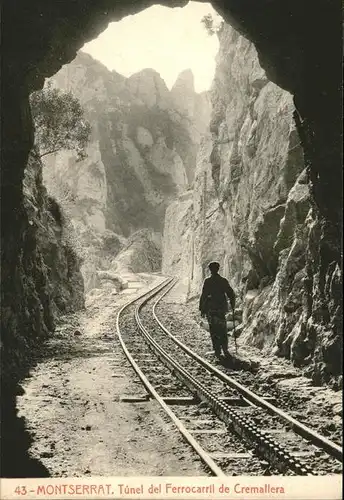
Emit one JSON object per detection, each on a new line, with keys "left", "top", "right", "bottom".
{"left": 206, "top": 311, "right": 228, "bottom": 355}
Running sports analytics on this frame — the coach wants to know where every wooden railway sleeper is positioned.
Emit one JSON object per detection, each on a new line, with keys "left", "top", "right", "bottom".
{"left": 152, "top": 282, "right": 342, "bottom": 464}
{"left": 136, "top": 301, "right": 316, "bottom": 476}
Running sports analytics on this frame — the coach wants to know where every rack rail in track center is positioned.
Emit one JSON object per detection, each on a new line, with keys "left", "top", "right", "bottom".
{"left": 153, "top": 278, "right": 343, "bottom": 464}
{"left": 116, "top": 277, "right": 226, "bottom": 477}
{"left": 116, "top": 277, "right": 342, "bottom": 476}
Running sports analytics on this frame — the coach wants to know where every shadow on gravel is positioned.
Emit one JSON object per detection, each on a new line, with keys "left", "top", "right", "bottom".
{"left": 34, "top": 336, "right": 114, "bottom": 362}
{"left": 1, "top": 389, "right": 50, "bottom": 478}
{"left": 1, "top": 333, "right": 116, "bottom": 477}
{"left": 220, "top": 354, "right": 259, "bottom": 373}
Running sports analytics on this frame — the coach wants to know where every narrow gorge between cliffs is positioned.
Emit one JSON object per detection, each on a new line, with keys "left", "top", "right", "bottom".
{"left": 1, "top": 0, "right": 342, "bottom": 480}
{"left": 35, "top": 19, "right": 340, "bottom": 386}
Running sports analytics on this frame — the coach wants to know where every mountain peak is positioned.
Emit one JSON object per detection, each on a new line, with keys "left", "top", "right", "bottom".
{"left": 127, "top": 68, "right": 170, "bottom": 108}
{"left": 172, "top": 69, "right": 195, "bottom": 93}
{"left": 129, "top": 68, "right": 165, "bottom": 83}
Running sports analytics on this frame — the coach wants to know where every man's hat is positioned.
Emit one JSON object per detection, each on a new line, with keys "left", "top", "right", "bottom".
{"left": 208, "top": 261, "right": 220, "bottom": 272}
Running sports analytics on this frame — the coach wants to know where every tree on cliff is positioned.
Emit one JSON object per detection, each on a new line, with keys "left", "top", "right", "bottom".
{"left": 201, "top": 13, "right": 224, "bottom": 36}
{"left": 30, "top": 84, "right": 91, "bottom": 160}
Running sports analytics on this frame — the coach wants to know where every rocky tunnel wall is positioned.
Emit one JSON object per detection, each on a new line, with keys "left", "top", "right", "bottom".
{"left": 2, "top": 0, "right": 342, "bottom": 390}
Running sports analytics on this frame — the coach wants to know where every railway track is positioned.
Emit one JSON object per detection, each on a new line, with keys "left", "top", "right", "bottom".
{"left": 116, "top": 277, "right": 343, "bottom": 477}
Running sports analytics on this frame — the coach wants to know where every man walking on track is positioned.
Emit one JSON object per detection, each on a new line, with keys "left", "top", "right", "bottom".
{"left": 199, "top": 261, "right": 235, "bottom": 359}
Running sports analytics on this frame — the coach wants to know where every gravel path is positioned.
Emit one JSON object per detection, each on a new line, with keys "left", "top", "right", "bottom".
{"left": 14, "top": 275, "right": 342, "bottom": 477}
{"left": 16, "top": 275, "right": 206, "bottom": 477}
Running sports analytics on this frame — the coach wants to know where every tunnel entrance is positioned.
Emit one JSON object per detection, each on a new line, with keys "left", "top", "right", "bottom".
{"left": 1, "top": 0, "right": 342, "bottom": 480}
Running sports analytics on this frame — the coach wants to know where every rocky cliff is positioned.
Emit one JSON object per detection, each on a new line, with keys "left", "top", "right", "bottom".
{"left": 2, "top": 149, "right": 84, "bottom": 389}
{"left": 162, "top": 24, "right": 341, "bottom": 388}
{"left": 43, "top": 52, "right": 211, "bottom": 289}
{"left": 1, "top": 150, "right": 85, "bottom": 477}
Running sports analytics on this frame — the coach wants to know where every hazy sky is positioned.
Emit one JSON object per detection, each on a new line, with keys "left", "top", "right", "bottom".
{"left": 82, "top": 2, "right": 221, "bottom": 93}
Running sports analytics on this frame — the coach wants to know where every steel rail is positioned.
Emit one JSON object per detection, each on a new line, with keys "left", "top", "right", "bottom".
{"left": 137, "top": 287, "right": 314, "bottom": 475}
{"left": 152, "top": 279, "right": 343, "bottom": 463}
{"left": 116, "top": 277, "right": 226, "bottom": 477}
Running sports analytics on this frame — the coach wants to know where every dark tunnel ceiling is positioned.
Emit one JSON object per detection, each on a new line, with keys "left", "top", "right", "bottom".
{"left": 5, "top": 0, "right": 340, "bottom": 102}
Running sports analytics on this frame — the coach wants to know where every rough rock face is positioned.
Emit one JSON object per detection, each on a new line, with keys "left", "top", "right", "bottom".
{"left": 164, "top": 25, "right": 304, "bottom": 291}
{"left": 162, "top": 24, "right": 341, "bottom": 387}
{"left": 43, "top": 52, "right": 210, "bottom": 289}
{"left": 1, "top": 149, "right": 85, "bottom": 478}
{"left": 42, "top": 135, "right": 126, "bottom": 292}
{"left": 170, "top": 69, "right": 212, "bottom": 182}
{"left": 2, "top": 150, "right": 84, "bottom": 388}
{"left": 47, "top": 52, "right": 210, "bottom": 230}
{"left": 113, "top": 229, "right": 162, "bottom": 274}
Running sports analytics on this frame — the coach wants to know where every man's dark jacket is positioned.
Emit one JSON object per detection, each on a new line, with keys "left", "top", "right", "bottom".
{"left": 199, "top": 274, "right": 235, "bottom": 315}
